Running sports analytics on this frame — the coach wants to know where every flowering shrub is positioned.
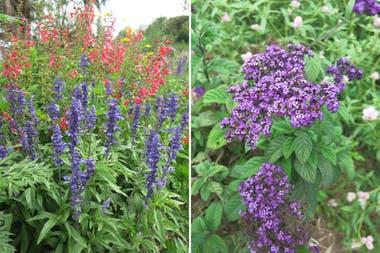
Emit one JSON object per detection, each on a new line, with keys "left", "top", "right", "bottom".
{"left": 191, "top": 0, "right": 379, "bottom": 252}
{"left": 0, "top": 1, "right": 189, "bottom": 252}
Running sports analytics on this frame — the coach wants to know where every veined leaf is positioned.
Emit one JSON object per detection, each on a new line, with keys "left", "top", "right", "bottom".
{"left": 205, "top": 202, "right": 223, "bottom": 231}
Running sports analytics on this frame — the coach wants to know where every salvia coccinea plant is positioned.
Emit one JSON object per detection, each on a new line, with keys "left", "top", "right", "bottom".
{"left": 221, "top": 44, "right": 362, "bottom": 148}
{"left": 239, "top": 163, "right": 313, "bottom": 253}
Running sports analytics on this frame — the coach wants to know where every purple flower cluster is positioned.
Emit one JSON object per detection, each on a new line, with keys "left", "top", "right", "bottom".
{"left": 145, "top": 129, "right": 161, "bottom": 200}
{"left": 221, "top": 44, "right": 362, "bottom": 148}
{"left": 193, "top": 86, "right": 206, "bottom": 98}
{"left": 239, "top": 163, "right": 309, "bottom": 253}
{"left": 353, "top": 0, "right": 380, "bottom": 16}
{"left": 104, "top": 98, "right": 122, "bottom": 154}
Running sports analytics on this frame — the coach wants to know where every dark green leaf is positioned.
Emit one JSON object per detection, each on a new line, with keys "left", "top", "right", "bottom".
{"left": 293, "top": 132, "right": 313, "bottom": 163}
{"left": 205, "top": 202, "right": 223, "bottom": 231}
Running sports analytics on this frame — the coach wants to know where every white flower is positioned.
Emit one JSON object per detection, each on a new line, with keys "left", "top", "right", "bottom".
{"left": 361, "top": 236, "right": 374, "bottom": 250}
{"left": 250, "top": 24, "right": 261, "bottom": 31}
{"left": 342, "top": 75, "right": 349, "bottom": 83}
{"left": 371, "top": 71, "right": 379, "bottom": 80}
{"left": 362, "top": 106, "right": 379, "bottom": 121}
{"left": 241, "top": 52, "right": 253, "bottom": 63}
{"left": 290, "top": 0, "right": 300, "bottom": 8}
{"left": 293, "top": 16, "right": 303, "bottom": 29}
{"left": 374, "top": 16, "right": 380, "bottom": 28}
{"left": 327, "top": 199, "right": 338, "bottom": 207}
{"left": 222, "top": 13, "right": 231, "bottom": 22}
{"left": 347, "top": 192, "right": 356, "bottom": 202}
{"left": 357, "top": 191, "right": 370, "bottom": 208}
{"left": 321, "top": 6, "right": 331, "bottom": 14}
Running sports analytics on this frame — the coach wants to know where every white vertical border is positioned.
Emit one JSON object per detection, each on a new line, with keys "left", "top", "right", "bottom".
{"left": 188, "top": 0, "right": 192, "bottom": 251}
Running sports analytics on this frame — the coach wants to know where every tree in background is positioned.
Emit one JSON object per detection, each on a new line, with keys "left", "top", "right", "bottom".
{"left": 141, "top": 16, "right": 189, "bottom": 44}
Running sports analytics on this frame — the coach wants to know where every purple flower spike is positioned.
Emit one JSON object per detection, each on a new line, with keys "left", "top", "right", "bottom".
{"left": 104, "top": 98, "right": 122, "bottom": 154}
{"left": 239, "top": 163, "right": 309, "bottom": 253}
{"left": 52, "top": 124, "right": 66, "bottom": 166}
{"left": 145, "top": 129, "right": 161, "bottom": 200}
{"left": 0, "top": 145, "right": 7, "bottom": 159}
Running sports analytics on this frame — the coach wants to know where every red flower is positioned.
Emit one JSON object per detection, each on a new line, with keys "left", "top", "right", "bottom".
{"left": 123, "top": 99, "right": 130, "bottom": 107}
{"left": 183, "top": 134, "right": 190, "bottom": 145}
{"left": 135, "top": 97, "right": 142, "bottom": 104}
{"left": 60, "top": 116, "right": 68, "bottom": 131}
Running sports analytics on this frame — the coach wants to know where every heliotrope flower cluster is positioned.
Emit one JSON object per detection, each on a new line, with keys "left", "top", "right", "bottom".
{"left": 221, "top": 44, "right": 362, "bottom": 148}
{"left": 353, "top": 0, "right": 380, "bottom": 16}
{"left": 239, "top": 163, "right": 309, "bottom": 253}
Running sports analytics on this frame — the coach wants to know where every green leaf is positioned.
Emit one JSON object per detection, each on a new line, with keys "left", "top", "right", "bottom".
{"left": 305, "top": 55, "right": 322, "bottom": 82}
{"left": 339, "top": 152, "right": 355, "bottom": 179}
{"left": 192, "top": 179, "right": 203, "bottom": 195}
{"left": 224, "top": 194, "right": 244, "bottom": 222}
{"left": 346, "top": 0, "right": 355, "bottom": 17}
{"left": 203, "top": 234, "right": 228, "bottom": 253}
{"left": 282, "top": 137, "right": 295, "bottom": 159}
{"left": 293, "top": 132, "right": 313, "bottom": 163}
{"left": 37, "top": 217, "right": 58, "bottom": 245}
{"left": 230, "top": 156, "right": 265, "bottom": 179}
{"left": 192, "top": 217, "right": 207, "bottom": 235}
{"left": 200, "top": 184, "right": 211, "bottom": 201}
{"left": 320, "top": 146, "right": 337, "bottom": 165}
{"left": 203, "top": 86, "right": 229, "bottom": 105}
{"left": 294, "top": 159, "right": 317, "bottom": 183}
{"left": 205, "top": 202, "right": 223, "bottom": 231}
{"left": 208, "top": 181, "right": 223, "bottom": 196}
{"left": 265, "top": 136, "right": 287, "bottom": 162}
{"left": 207, "top": 124, "right": 227, "bottom": 150}
{"left": 318, "top": 156, "right": 334, "bottom": 185}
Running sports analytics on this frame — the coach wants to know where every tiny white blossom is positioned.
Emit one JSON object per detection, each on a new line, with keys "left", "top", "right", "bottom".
{"left": 342, "top": 75, "right": 350, "bottom": 83}
{"left": 361, "top": 236, "right": 374, "bottom": 250}
{"left": 293, "top": 16, "right": 303, "bottom": 29}
{"left": 321, "top": 6, "right": 331, "bottom": 14}
{"left": 327, "top": 199, "right": 338, "bottom": 207}
{"left": 362, "top": 106, "right": 379, "bottom": 121}
{"left": 250, "top": 24, "right": 261, "bottom": 31}
{"left": 357, "top": 191, "right": 370, "bottom": 209}
{"left": 370, "top": 71, "right": 379, "bottom": 80}
{"left": 290, "top": 0, "right": 300, "bottom": 8}
{"left": 222, "top": 13, "right": 231, "bottom": 22}
{"left": 241, "top": 52, "right": 253, "bottom": 63}
{"left": 347, "top": 192, "right": 356, "bottom": 202}
{"left": 374, "top": 16, "right": 380, "bottom": 28}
